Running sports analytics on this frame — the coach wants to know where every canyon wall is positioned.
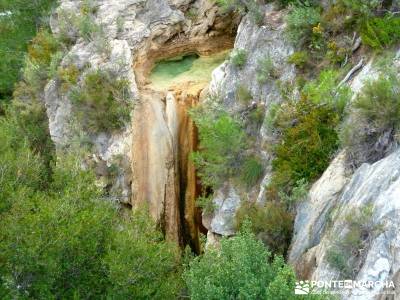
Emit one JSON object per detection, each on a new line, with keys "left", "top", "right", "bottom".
{"left": 45, "top": 0, "right": 238, "bottom": 250}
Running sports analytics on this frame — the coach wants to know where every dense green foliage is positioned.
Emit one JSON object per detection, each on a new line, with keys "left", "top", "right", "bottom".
{"left": 240, "top": 156, "right": 264, "bottom": 187}
{"left": 190, "top": 106, "right": 246, "bottom": 189}
{"left": 184, "top": 223, "right": 294, "bottom": 299}
{"left": 268, "top": 97, "right": 340, "bottom": 198}
{"left": 230, "top": 48, "right": 247, "bottom": 68}
{"left": 287, "top": 51, "right": 309, "bottom": 69}
{"left": 0, "top": 0, "right": 56, "bottom": 99}
{"left": 184, "top": 222, "right": 328, "bottom": 299}
{"left": 257, "top": 55, "right": 279, "bottom": 84}
{"left": 360, "top": 15, "right": 400, "bottom": 49}
{"left": 235, "top": 203, "right": 293, "bottom": 255}
{"left": 267, "top": 69, "right": 350, "bottom": 202}
{"left": 0, "top": 113, "right": 183, "bottom": 298}
{"left": 285, "top": 4, "right": 321, "bottom": 48}
{"left": 340, "top": 72, "right": 400, "bottom": 166}
{"left": 70, "top": 70, "right": 132, "bottom": 133}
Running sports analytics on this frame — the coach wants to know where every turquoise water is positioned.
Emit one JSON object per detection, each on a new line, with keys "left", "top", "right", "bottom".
{"left": 149, "top": 51, "right": 230, "bottom": 90}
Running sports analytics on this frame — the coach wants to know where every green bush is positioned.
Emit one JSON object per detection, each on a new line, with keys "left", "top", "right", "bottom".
{"left": 190, "top": 106, "right": 246, "bottom": 189}
{"left": 235, "top": 202, "right": 293, "bottom": 255}
{"left": 0, "top": 0, "right": 56, "bottom": 98}
{"left": 77, "top": 14, "right": 101, "bottom": 41}
{"left": 104, "top": 208, "right": 183, "bottom": 299}
{"left": 183, "top": 222, "right": 300, "bottom": 299}
{"left": 216, "top": 0, "right": 264, "bottom": 25}
{"left": 287, "top": 51, "right": 309, "bottom": 69}
{"left": 257, "top": 55, "right": 279, "bottom": 84}
{"left": 327, "top": 204, "right": 382, "bottom": 278}
{"left": 268, "top": 97, "right": 340, "bottom": 198}
{"left": 302, "top": 69, "right": 351, "bottom": 114}
{"left": 57, "top": 64, "right": 80, "bottom": 92}
{"left": 230, "top": 49, "right": 247, "bottom": 68}
{"left": 0, "top": 113, "right": 49, "bottom": 214}
{"left": 285, "top": 5, "right": 321, "bottom": 48}
{"left": 360, "top": 15, "right": 400, "bottom": 49}
{"left": 0, "top": 147, "right": 183, "bottom": 298}
{"left": 240, "top": 155, "right": 264, "bottom": 187}
{"left": 340, "top": 73, "right": 400, "bottom": 166}
{"left": 236, "top": 84, "right": 253, "bottom": 104}
{"left": 70, "top": 69, "right": 132, "bottom": 132}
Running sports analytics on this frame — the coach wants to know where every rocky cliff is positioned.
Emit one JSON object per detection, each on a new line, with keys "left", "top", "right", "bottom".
{"left": 42, "top": 0, "right": 400, "bottom": 298}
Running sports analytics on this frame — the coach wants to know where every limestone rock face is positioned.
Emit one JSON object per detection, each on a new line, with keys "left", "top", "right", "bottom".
{"left": 204, "top": 3, "right": 295, "bottom": 239}
{"left": 289, "top": 53, "right": 400, "bottom": 299}
{"left": 289, "top": 151, "right": 349, "bottom": 265}
{"left": 45, "top": 0, "right": 238, "bottom": 212}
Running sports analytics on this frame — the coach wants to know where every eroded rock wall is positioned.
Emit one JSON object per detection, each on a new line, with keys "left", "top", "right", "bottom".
{"left": 289, "top": 51, "right": 400, "bottom": 299}
{"left": 203, "top": 3, "right": 296, "bottom": 244}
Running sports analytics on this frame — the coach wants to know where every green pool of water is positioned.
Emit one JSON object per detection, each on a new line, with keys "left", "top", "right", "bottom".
{"left": 149, "top": 50, "right": 230, "bottom": 91}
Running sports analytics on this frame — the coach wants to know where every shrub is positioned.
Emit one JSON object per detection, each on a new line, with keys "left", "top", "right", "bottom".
{"left": 190, "top": 106, "right": 246, "bottom": 189}
{"left": 268, "top": 97, "right": 340, "bottom": 197}
{"left": 70, "top": 69, "right": 132, "bottom": 132}
{"left": 57, "top": 64, "right": 80, "bottom": 92}
{"left": 230, "top": 49, "right": 247, "bottom": 68}
{"left": 240, "top": 155, "right": 264, "bottom": 187}
{"left": 24, "top": 30, "right": 61, "bottom": 93}
{"left": 236, "top": 84, "right": 253, "bottom": 104}
{"left": 340, "top": 73, "right": 400, "bottom": 167}
{"left": 287, "top": 51, "right": 309, "bottom": 69}
{"left": 235, "top": 202, "right": 293, "bottom": 255}
{"left": 216, "top": 0, "right": 264, "bottom": 25}
{"left": 256, "top": 55, "right": 279, "bottom": 84}
{"left": 0, "top": 0, "right": 55, "bottom": 98}
{"left": 278, "top": 178, "right": 309, "bottom": 204}
{"left": 183, "top": 222, "right": 314, "bottom": 299}
{"left": 302, "top": 69, "right": 351, "bottom": 114}
{"left": 77, "top": 14, "right": 101, "bottom": 41}
{"left": 285, "top": 5, "right": 321, "bottom": 48}
{"left": 104, "top": 208, "right": 183, "bottom": 299}
{"left": 248, "top": 106, "right": 266, "bottom": 126}
{"left": 247, "top": 1, "right": 264, "bottom": 25}
{"left": 0, "top": 151, "right": 183, "bottom": 298}
{"left": 327, "top": 204, "right": 382, "bottom": 278}
{"left": 0, "top": 112, "right": 49, "bottom": 214}
{"left": 360, "top": 15, "right": 400, "bottom": 49}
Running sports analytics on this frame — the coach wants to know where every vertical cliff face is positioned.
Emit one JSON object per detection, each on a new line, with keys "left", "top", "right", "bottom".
{"left": 45, "top": 0, "right": 238, "bottom": 250}
{"left": 132, "top": 50, "right": 232, "bottom": 251}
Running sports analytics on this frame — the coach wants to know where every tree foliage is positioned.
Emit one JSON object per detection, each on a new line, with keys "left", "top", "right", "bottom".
{"left": 0, "top": 0, "right": 56, "bottom": 99}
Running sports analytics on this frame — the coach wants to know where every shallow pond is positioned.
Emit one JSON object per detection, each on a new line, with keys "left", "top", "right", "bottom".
{"left": 149, "top": 50, "right": 230, "bottom": 91}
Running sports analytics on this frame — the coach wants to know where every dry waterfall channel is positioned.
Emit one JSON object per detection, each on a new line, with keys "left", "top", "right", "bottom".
{"left": 131, "top": 42, "right": 232, "bottom": 252}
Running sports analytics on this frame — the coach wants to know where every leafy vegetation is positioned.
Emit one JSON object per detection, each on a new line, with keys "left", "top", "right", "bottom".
{"left": 340, "top": 72, "right": 400, "bottom": 167}
{"left": 257, "top": 55, "right": 279, "bottom": 84}
{"left": 0, "top": 0, "right": 56, "bottom": 99}
{"left": 184, "top": 222, "right": 324, "bottom": 300}
{"left": 230, "top": 48, "right": 247, "bottom": 68}
{"left": 190, "top": 105, "right": 246, "bottom": 189}
{"left": 327, "top": 204, "right": 383, "bottom": 278}
{"left": 240, "top": 155, "right": 264, "bottom": 187}
{"left": 287, "top": 51, "right": 309, "bottom": 69}
{"left": 70, "top": 69, "right": 132, "bottom": 133}
{"left": 285, "top": 4, "right": 321, "bottom": 48}
{"left": 360, "top": 15, "right": 400, "bottom": 49}
{"left": 235, "top": 203, "right": 293, "bottom": 255}
{"left": 0, "top": 112, "right": 183, "bottom": 298}
{"left": 268, "top": 97, "right": 340, "bottom": 199}
{"left": 236, "top": 84, "right": 253, "bottom": 104}
{"left": 216, "top": 0, "right": 264, "bottom": 25}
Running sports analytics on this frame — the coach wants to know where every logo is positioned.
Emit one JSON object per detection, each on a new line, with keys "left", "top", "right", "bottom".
{"left": 295, "top": 280, "right": 310, "bottom": 295}
{"left": 294, "top": 280, "right": 396, "bottom": 295}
